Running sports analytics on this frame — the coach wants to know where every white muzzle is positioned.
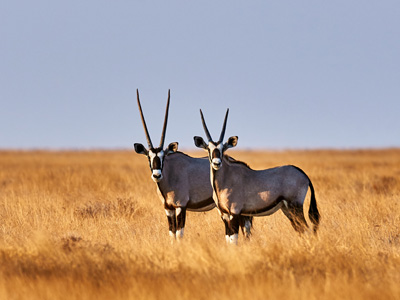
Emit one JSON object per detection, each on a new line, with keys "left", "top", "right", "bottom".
{"left": 212, "top": 158, "right": 222, "bottom": 170}
{"left": 152, "top": 169, "right": 162, "bottom": 182}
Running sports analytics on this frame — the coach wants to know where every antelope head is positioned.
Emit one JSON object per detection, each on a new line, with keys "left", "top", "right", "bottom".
{"left": 193, "top": 109, "right": 238, "bottom": 171}
{"left": 134, "top": 89, "right": 178, "bottom": 182}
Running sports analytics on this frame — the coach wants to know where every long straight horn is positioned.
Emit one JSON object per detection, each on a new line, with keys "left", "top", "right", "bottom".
{"left": 218, "top": 108, "right": 229, "bottom": 143}
{"left": 136, "top": 89, "right": 154, "bottom": 149}
{"left": 159, "top": 89, "right": 170, "bottom": 148}
{"left": 200, "top": 109, "right": 213, "bottom": 142}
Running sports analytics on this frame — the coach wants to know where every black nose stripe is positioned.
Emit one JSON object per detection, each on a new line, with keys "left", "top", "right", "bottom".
{"left": 212, "top": 149, "right": 221, "bottom": 159}
{"left": 152, "top": 156, "right": 162, "bottom": 169}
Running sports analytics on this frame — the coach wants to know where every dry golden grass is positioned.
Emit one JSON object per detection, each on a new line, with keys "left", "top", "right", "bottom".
{"left": 0, "top": 149, "right": 399, "bottom": 299}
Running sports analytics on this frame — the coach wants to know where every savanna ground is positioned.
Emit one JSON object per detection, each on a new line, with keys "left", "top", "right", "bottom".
{"left": 0, "top": 149, "right": 399, "bottom": 300}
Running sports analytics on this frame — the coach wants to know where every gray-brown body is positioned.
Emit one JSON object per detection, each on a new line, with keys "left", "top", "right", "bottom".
{"left": 157, "top": 152, "right": 215, "bottom": 212}
{"left": 153, "top": 151, "right": 252, "bottom": 239}
{"left": 134, "top": 90, "right": 252, "bottom": 240}
{"left": 213, "top": 158, "right": 310, "bottom": 217}
{"left": 194, "top": 108, "right": 320, "bottom": 243}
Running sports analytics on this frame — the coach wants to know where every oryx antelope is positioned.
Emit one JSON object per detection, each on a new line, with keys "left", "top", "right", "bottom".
{"left": 193, "top": 109, "right": 320, "bottom": 244}
{"left": 134, "top": 90, "right": 252, "bottom": 240}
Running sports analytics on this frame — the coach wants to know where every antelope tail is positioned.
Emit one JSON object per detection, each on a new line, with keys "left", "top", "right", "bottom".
{"left": 308, "top": 180, "right": 320, "bottom": 234}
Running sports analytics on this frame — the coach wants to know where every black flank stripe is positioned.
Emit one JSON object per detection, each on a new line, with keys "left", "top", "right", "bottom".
{"left": 243, "top": 196, "right": 284, "bottom": 215}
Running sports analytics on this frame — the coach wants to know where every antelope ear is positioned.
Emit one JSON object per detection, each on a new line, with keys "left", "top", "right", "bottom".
{"left": 224, "top": 136, "right": 238, "bottom": 150}
{"left": 166, "top": 142, "right": 178, "bottom": 154}
{"left": 193, "top": 136, "right": 207, "bottom": 149}
{"left": 134, "top": 143, "right": 148, "bottom": 155}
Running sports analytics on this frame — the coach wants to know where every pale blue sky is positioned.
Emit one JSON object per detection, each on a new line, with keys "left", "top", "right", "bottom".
{"left": 1, "top": 1, "right": 399, "bottom": 150}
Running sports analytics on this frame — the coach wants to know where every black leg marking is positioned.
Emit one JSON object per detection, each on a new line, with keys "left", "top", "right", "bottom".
{"left": 176, "top": 207, "right": 187, "bottom": 237}
{"left": 222, "top": 216, "right": 233, "bottom": 236}
{"left": 166, "top": 210, "right": 177, "bottom": 236}
{"left": 229, "top": 215, "right": 240, "bottom": 235}
{"left": 282, "top": 204, "right": 308, "bottom": 234}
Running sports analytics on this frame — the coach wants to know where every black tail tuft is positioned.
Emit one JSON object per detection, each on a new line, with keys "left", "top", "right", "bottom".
{"left": 308, "top": 180, "right": 320, "bottom": 234}
{"left": 290, "top": 165, "right": 321, "bottom": 234}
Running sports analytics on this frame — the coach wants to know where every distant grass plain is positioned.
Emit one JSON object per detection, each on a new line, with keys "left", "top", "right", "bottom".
{"left": 0, "top": 149, "right": 399, "bottom": 299}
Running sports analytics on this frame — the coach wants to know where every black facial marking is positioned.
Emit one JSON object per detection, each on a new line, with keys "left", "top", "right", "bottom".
{"left": 149, "top": 147, "right": 164, "bottom": 170}
{"left": 153, "top": 156, "right": 161, "bottom": 169}
{"left": 212, "top": 148, "right": 221, "bottom": 159}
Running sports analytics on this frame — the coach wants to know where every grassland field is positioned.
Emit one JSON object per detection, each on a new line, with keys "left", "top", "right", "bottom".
{"left": 0, "top": 149, "right": 399, "bottom": 299}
